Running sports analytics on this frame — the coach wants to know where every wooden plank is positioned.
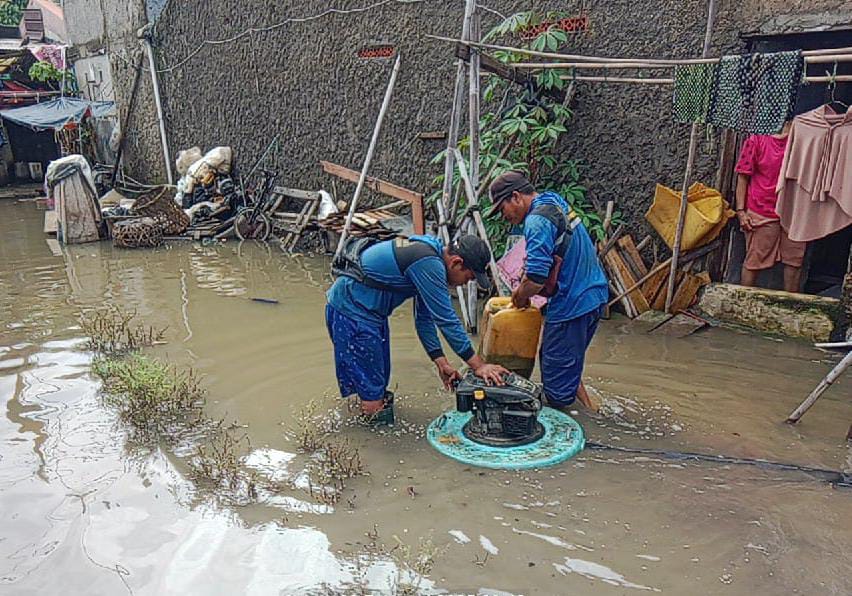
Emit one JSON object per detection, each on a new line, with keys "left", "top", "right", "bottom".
{"left": 618, "top": 236, "right": 648, "bottom": 277}
{"left": 272, "top": 186, "right": 321, "bottom": 201}
{"left": 44, "top": 210, "right": 57, "bottom": 235}
{"left": 605, "top": 250, "right": 650, "bottom": 314}
{"left": 653, "top": 271, "right": 683, "bottom": 310}
{"left": 320, "top": 160, "right": 425, "bottom": 235}
{"left": 670, "top": 273, "right": 704, "bottom": 313}
{"left": 642, "top": 265, "right": 670, "bottom": 303}
{"left": 45, "top": 238, "right": 62, "bottom": 257}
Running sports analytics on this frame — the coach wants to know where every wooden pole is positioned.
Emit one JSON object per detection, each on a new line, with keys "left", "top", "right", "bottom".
{"left": 111, "top": 51, "right": 145, "bottom": 188}
{"left": 142, "top": 35, "right": 174, "bottom": 185}
{"left": 466, "top": 7, "right": 481, "bottom": 332}
{"left": 440, "top": 0, "right": 476, "bottom": 216}
{"left": 427, "top": 34, "right": 852, "bottom": 66}
{"left": 786, "top": 350, "right": 852, "bottom": 423}
{"left": 454, "top": 148, "right": 505, "bottom": 297}
{"left": 334, "top": 54, "right": 402, "bottom": 260}
{"left": 665, "top": 0, "right": 717, "bottom": 313}
{"left": 438, "top": 0, "right": 476, "bottom": 330}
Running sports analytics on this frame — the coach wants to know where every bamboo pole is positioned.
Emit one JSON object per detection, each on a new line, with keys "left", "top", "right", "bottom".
{"left": 665, "top": 0, "right": 717, "bottom": 314}
{"left": 465, "top": 7, "right": 482, "bottom": 331}
{"left": 426, "top": 34, "right": 852, "bottom": 66}
{"left": 440, "top": 0, "right": 476, "bottom": 216}
{"left": 786, "top": 350, "right": 852, "bottom": 423}
{"left": 553, "top": 75, "right": 852, "bottom": 84}
{"left": 454, "top": 148, "right": 505, "bottom": 296}
{"left": 514, "top": 53, "right": 852, "bottom": 71}
{"left": 334, "top": 54, "right": 401, "bottom": 260}
{"left": 439, "top": 0, "right": 476, "bottom": 330}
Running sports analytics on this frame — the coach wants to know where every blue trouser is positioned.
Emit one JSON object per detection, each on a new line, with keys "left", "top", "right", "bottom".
{"left": 325, "top": 304, "right": 390, "bottom": 402}
{"left": 540, "top": 305, "right": 603, "bottom": 407}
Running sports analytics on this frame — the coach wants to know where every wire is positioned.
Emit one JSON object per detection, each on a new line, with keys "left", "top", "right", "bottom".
{"left": 133, "top": 0, "right": 425, "bottom": 75}
{"left": 585, "top": 441, "right": 851, "bottom": 488}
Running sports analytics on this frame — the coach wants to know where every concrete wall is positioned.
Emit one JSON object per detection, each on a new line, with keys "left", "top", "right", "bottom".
{"left": 66, "top": 0, "right": 852, "bottom": 233}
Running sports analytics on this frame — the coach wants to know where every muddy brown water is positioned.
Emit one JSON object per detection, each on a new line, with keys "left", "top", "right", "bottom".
{"left": 1, "top": 199, "right": 850, "bottom": 595}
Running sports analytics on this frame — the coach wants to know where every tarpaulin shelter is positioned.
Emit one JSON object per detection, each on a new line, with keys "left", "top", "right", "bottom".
{"left": 0, "top": 97, "right": 115, "bottom": 131}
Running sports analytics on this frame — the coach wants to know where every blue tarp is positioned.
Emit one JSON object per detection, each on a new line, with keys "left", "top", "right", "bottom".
{"left": 0, "top": 97, "right": 116, "bottom": 131}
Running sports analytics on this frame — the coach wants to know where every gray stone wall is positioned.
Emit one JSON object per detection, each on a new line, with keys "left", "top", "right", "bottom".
{"left": 69, "top": 0, "right": 852, "bottom": 233}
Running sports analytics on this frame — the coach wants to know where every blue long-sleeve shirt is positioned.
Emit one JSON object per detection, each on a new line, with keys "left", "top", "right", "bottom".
{"left": 326, "top": 235, "right": 475, "bottom": 361}
{"left": 524, "top": 192, "right": 609, "bottom": 323}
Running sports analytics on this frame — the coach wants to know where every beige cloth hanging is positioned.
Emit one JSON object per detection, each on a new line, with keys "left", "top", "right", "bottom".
{"left": 776, "top": 105, "right": 852, "bottom": 242}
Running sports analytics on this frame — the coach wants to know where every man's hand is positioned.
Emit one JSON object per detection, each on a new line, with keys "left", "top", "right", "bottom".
{"left": 511, "top": 286, "right": 531, "bottom": 309}
{"left": 436, "top": 360, "right": 462, "bottom": 390}
{"left": 473, "top": 363, "right": 509, "bottom": 386}
{"left": 737, "top": 210, "right": 754, "bottom": 232}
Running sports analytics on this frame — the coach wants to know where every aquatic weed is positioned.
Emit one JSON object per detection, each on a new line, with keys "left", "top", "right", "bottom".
{"left": 93, "top": 353, "right": 205, "bottom": 441}
{"left": 190, "top": 418, "right": 260, "bottom": 503}
{"left": 80, "top": 306, "right": 166, "bottom": 354}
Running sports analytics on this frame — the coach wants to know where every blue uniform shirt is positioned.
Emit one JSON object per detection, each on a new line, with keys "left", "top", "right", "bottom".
{"left": 326, "top": 235, "right": 475, "bottom": 361}
{"left": 523, "top": 191, "right": 609, "bottom": 323}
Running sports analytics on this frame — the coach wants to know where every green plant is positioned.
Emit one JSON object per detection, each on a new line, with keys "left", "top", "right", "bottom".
{"left": 93, "top": 353, "right": 206, "bottom": 441}
{"left": 28, "top": 60, "right": 76, "bottom": 92}
{"left": 0, "top": 0, "right": 28, "bottom": 27}
{"left": 429, "top": 11, "right": 621, "bottom": 253}
{"left": 80, "top": 307, "right": 167, "bottom": 354}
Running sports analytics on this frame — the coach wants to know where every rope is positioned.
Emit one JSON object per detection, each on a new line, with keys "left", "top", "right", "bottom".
{"left": 126, "top": 0, "right": 426, "bottom": 75}
{"left": 584, "top": 441, "right": 851, "bottom": 487}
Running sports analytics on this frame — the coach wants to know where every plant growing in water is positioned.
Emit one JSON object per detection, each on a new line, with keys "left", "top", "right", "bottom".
{"left": 428, "top": 10, "right": 622, "bottom": 254}
{"left": 80, "top": 307, "right": 166, "bottom": 354}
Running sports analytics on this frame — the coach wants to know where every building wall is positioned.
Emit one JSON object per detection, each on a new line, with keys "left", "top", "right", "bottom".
{"left": 66, "top": 0, "right": 852, "bottom": 234}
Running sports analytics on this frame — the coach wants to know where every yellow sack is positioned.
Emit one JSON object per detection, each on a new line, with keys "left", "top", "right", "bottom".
{"left": 645, "top": 182, "right": 735, "bottom": 251}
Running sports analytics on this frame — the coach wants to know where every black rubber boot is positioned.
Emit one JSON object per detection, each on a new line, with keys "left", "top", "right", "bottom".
{"left": 370, "top": 391, "right": 395, "bottom": 426}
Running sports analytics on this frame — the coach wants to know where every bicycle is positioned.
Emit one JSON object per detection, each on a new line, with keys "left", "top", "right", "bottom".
{"left": 233, "top": 169, "right": 278, "bottom": 241}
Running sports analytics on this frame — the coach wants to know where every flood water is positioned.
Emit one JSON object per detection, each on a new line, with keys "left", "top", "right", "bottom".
{"left": 1, "top": 198, "right": 850, "bottom": 595}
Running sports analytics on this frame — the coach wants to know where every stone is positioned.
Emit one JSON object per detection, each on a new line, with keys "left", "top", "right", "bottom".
{"left": 697, "top": 283, "right": 843, "bottom": 342}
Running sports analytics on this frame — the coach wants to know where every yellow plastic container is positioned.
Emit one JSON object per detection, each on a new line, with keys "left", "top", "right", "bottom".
{"left": 478, "top": 297, "right": 543, "bottom": 379}
{"left": 645, "top": 182, "right": 735, "bottom": 251}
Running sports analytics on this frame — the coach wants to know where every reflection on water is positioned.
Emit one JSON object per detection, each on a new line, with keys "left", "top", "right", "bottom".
{"left": 1, "top": 199, "right": 851, "bottom": 595}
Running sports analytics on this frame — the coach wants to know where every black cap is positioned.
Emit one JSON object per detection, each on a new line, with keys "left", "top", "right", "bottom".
{"left": 451, "top": 234, "right": 492, "bottom": 290}
{"left": 486, "top": 171, "right": 534, "bottom": 218}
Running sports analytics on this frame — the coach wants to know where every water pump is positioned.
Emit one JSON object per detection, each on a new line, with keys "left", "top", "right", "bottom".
{"left": 455, "top": 370, "right": 545, "bottom": 447}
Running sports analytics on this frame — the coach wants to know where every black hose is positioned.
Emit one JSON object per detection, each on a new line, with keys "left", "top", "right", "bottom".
{"left": 584, "top": 441, "right": 852, "bottom": 488}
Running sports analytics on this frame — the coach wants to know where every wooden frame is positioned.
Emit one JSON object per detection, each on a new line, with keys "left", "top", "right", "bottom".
{"left": 320, "top": 160, "right": 425, "bottom": 235}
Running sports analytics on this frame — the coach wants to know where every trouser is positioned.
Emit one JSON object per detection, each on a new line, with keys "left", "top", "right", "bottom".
{"left": 540, "top": 305, "right": 603, "bottom": 407}
{"left": 325, "top": 304, "right": 390, "bottom": 402}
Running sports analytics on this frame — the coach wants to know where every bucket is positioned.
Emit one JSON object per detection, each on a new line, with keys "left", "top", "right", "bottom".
{"left": 478, "top": 297, "right": 542, "bottom": 378}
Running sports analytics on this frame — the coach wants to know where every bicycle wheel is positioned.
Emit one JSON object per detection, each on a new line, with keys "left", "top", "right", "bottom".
{"left": 234, "top": 209, "right": 271, "bottom": 241}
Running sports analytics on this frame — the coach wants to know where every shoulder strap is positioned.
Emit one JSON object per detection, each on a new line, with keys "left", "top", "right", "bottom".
{"left": 392, "top": 237, "right": 441, "bottom": 274}
{"left": 530, "top": 203, "right": 581, "bottom": 258}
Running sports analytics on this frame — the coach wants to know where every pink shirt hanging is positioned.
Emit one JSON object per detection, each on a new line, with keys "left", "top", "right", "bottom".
{"left": 734, "top": 134, "right": 788, "bottom": 219}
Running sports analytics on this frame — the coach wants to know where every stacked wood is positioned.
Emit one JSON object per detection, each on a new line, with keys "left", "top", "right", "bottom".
{"left": 599, "top": 229, "right": 712, "bottom": 318}
{"left": 318, "top": 209, "right": 400, "bottom": 240}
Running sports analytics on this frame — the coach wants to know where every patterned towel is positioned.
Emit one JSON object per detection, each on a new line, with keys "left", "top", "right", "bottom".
{"left": 707, "top": 51, "right": 803, "bottom": 134}
{"left": 673, "top": 62, "right": 718, "bottom": 124}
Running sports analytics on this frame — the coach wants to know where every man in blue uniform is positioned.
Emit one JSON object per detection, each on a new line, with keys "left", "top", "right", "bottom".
{"left": 326, "top": 233, "right": 508, "bottom": 418}
{"left": 487, "top": 171, "right": 608, "bottom": 409}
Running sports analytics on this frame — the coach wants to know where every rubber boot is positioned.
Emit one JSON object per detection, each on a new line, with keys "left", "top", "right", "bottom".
{"left": 369, "top": 391, "right": 395, "bottom": 426}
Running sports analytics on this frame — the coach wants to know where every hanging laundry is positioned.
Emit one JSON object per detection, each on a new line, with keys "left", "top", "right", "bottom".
{"left": 673, "top": 63, "right": 717, "bottom": 124}
{"left": 775, "top": 105, "right": 852, "bottom": 242}
{"left": 707, "top": 51, "right": 803, "bottom": 134}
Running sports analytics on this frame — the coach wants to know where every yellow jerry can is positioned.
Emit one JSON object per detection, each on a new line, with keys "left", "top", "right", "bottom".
{"left": 478, "top": 297, "right": 543, "bottom": 379}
